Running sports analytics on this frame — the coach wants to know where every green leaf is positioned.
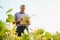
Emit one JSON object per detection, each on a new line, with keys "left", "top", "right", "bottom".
{"left": 53, "top": 32, "right": 60, "bottom": 40}
{"left": 6, "top": 8, "right": 13, "bottom": 13}
{"left": 0, "top": 36, "right": 3, "bottom": 40}
{"left": 8, "top": 14, "right": 14, "bottom": 18}
{"left": 21, "top": 33, "right": 28, "bottom": 40}
{"left": 6, "top": 14, "right": 15, "bottom": 22}
{"left": 34, "top": 29, "right": 44, "bottom": 35}
{"left": 0, "top": 26, "right": 2, "bottom": 32}
{"left": 0, "top": 20, "right": 5, "bottom": 32}
{"left": 44, "top": 32, "right": 52, "bottom": 39}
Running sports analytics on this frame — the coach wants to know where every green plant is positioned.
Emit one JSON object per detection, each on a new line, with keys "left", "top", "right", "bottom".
{"left": 6, "top": 14, "right": 15, "bottom": 22}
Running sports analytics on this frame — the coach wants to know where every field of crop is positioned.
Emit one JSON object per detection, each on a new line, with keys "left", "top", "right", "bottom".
{"left": 0, "top": 20, "right": 60, "bottom": 40}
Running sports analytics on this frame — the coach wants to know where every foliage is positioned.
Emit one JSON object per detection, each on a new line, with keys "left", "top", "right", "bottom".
{"left": 0, "top": 14, "right": 60, "bottom": 40}
{"left": 53, "top": 32, "right": 60, "bottom": 40}
{"left": 44, "top": 32, "right": 52, "bottom": 40}
{"left": 0, "top": 21, "right": 60, "bottom": 40}
{"left": 0, "top": 20, "right": 10, "bottom": 40}
{"left": 33, "top": 29, "right": 44, "bottom": 35}
{"left": 6, "top": 8, "right": 13, "bottom": 13}
{"left": 6, "top": 14, "right": 15, "bottom": 22}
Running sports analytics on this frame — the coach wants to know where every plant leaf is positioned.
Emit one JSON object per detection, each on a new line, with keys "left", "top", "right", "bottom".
{"left": 6, "top": 8, "right": 13, "bottom": 13}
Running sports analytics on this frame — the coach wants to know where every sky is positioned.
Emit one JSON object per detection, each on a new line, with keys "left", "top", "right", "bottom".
{"left": 0, "top": 0, "right": 60, "bottom": 34}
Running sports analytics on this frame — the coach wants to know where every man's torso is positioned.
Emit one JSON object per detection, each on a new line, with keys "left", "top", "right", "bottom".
{"left": 14, "top": 12, "right": 29, "bottom": 26}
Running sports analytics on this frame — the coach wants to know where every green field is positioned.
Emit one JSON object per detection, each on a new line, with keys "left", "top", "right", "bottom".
{"left": 0, "top": 20, "right": 60, "bottom": 40}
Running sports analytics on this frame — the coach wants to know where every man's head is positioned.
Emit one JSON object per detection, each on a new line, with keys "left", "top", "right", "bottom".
{"left": 20, "top": 5, "right": 25, "bottom": 13}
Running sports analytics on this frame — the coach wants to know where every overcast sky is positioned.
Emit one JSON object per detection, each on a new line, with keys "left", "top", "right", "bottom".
{"left": 0, "top": 0, "right": 60, "bottom": 34}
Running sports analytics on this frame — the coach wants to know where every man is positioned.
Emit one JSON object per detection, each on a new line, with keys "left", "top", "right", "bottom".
{"left": 14, "top": 5, "right": 30, "bottom": 36}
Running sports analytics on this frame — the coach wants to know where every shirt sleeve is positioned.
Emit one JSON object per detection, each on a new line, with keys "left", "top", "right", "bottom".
{"left": 14, "top": 13, "right": 17, "bottom": 20}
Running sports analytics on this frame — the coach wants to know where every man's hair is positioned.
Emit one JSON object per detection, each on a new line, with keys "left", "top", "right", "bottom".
{"left": 20, "top": 5, "right": 25, "bottom": 8}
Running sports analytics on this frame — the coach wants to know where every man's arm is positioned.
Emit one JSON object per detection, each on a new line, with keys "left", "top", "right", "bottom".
{"left": 13, "top": 18, "right": 22, "bottom": 24}
{"left": 13, "top": 13, "right": 21, "bottom": 24}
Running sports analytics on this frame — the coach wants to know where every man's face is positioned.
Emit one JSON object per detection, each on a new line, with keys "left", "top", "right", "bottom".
{"left": 20, "top": 6, "right": 25, "bottom": 12}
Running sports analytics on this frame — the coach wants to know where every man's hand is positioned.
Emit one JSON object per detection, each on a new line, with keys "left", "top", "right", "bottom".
{"left": 13, "top": 18, "right": 22, "bottom": 24}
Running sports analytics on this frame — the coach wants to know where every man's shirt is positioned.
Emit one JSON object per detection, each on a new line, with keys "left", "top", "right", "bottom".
{"left": 14, "top": 12, "right": 29, "bottom": 26}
